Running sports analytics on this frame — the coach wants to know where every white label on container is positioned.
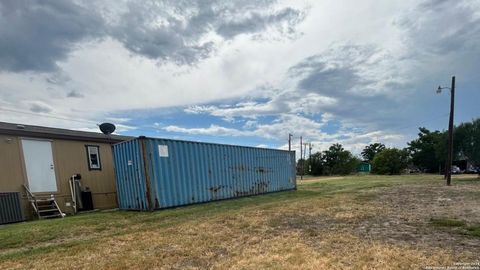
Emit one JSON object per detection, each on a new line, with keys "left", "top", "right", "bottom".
{"left": 127, "top": 160, "right": 133, "bottom": 166}
{"left": 158, "top": 145, "right": 169, "bottom": 157}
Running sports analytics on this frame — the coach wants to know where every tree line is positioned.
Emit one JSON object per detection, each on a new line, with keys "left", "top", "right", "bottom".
{"left": 298, "top": 118, "right": 480, "bottom": 175}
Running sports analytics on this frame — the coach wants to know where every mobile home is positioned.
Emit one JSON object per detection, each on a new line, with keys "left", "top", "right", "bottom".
{"left": 0, "top": 122, "right": 130, "bottom": 222}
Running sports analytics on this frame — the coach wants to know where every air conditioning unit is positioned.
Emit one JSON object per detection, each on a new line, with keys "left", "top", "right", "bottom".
{"left": 0, "top": 192, "right": 24, "bottom": 224}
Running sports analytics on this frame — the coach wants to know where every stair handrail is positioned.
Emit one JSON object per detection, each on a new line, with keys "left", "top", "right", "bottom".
{"left": 23, "top": 184, "right": 34, "bottom": 200}
{"left": 22, "top": 184, "right": 39, "bottom": 218}
{"left": 69, "top": 175, "right": 77, "bottom": 214}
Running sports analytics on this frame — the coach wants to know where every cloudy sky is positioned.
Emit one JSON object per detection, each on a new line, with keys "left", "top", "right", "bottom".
{"left": 0, "top": 0, "right": 479, "bottom": 156}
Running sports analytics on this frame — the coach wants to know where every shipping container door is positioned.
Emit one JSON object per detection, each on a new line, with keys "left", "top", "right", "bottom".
{"left": 113, "top": 140, "right": 149, "bottom": 210}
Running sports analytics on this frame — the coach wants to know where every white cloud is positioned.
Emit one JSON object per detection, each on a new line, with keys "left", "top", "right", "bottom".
{"left": 164, "top": 124, "right": 253, "bottom": 137}
{"left": 184, "top": 91, "right": 337, "bottom": 121}
{"left": 0, "top": 0, "right": 479, "bottom": 155}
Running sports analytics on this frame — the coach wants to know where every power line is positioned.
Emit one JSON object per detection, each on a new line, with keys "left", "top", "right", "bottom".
{"left": 0, "top": 107, "right": 98, "bottom": 125}
{"left": 1, "top": 106, "right": 452, "bottom": 143}
{"left": 391, "top": 113, "right": 449, "bottom": 132}
{"left": 291, "top": 113, "right": 451, "bottom": 153}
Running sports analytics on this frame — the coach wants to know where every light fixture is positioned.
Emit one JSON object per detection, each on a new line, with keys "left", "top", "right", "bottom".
{"left": 437, "top": 86, "right": 451, "bottom": 94}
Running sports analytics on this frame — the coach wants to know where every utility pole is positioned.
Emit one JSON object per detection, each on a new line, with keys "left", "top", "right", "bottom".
{"left": 304, "top": 143, "right": 308, "bottom": 156}
{"left": 437, "top": 76, "right": 455, "bottom": 186}
{"left": 303, "top": 142, "right": 308, "bottom": 173}
{"left": 308, "top": 143, "right": 312, "bottom": 160}
{"left": 446, "top": 76, "right": 455, "bottom": 186}
{"left": 300, "top": 136, "right": 303, "bottom": 180}
{"left": 288, "top": 133, "right": 293, "bottom": 152}
{"left": 309, "top": 143, "right": 312, "bottom": 173}
{"left": 303, "top": 142, "right": 308, "bottom": 174}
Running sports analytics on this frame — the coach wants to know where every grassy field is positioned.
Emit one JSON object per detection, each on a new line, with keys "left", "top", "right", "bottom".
{"left": 1, "top": 174, "right": 479, "bottom": 269}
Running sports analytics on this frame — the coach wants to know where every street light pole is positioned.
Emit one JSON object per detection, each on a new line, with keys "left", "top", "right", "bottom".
{"left": 437, "top": 76, "right": 455, "bottom": 186}
{"left": 446, "top": 76, "right": 455, "bottom": 186}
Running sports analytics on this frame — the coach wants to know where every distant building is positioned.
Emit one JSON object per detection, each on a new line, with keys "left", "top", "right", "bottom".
{"left": 357, "top": 162, "right": 371, "bottom": 173}
{"left": 453, "top": 158, "right": 477, "bottom": 173}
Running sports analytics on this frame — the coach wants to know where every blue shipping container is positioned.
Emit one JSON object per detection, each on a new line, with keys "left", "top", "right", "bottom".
{"left": 113, "top": 137, "right": 296, "bottom": 210}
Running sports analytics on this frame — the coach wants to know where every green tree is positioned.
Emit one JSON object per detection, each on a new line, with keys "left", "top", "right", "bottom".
{"left": 361, "top": 143, "right": 386, "bottom": 162}
{"left": 296, "top": 158, "right": 306, "bottom": 175}
{"left": 322, "top": 144, "right": 360, "bottom": 175}
{"left": 407, "top": 127, "right": 447, "bottom": 173}
{"left": 371, "top": 148, "right": 409, "bottom": 175}
{"left": 455, "top": 118, "right": 480, "bottom": 170}
{"left": 309, "top": 152, "right": 325, "bottom": 176}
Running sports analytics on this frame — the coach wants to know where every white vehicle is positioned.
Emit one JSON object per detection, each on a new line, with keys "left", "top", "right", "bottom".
{"left": 451, "top": 165, "right": 462, "bottom": 174}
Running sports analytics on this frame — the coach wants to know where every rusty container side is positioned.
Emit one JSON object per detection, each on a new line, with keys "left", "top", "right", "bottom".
{"left": 113, "top": 139, "right": 149, "bottom": 210}
{"left": 114, "top": 137, "right": 296, "bottom": 210}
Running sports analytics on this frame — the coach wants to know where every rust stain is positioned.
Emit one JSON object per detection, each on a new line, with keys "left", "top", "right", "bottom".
{"left": 234, "top": 180, "right": 270, "bottom": 196}
{"left": 140, "top": 138, "right": 154, "bottom": 211}
{"left": 229, "top": 165, "right": 248, "bottom": 171}
{"left": 209, "top": 186, "right": 222, "bottom": 193}
{"left": 255, "top": 167, "right": 272, "bottom": 173}
{"left": 155, "top": 198, "right": 160, "bottom": 209}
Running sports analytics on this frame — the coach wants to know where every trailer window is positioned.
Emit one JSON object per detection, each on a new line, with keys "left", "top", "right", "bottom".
{"left": 86, "top": 145, "right": 101, "bottom": 170}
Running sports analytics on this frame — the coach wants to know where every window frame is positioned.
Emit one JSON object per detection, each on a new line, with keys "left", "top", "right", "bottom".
{"left": 85, "top": 145, "right": 102, "bottom": 171}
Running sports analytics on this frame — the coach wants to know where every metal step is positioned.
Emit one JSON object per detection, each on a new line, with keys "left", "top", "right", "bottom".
{"left": 40, "top": 213, "right": 63, "bottom": 219}
{"left": 35, "top": 197, "right": 55, "bottom": 200}
{"left": 37, "top": 200, "right": 54, "bottom": 205}
{"left": 38, "top": 208, "right": 59, "bottom": 213}
{"left": 23, "top": 185, "right": 64, "bottom": 220}
{"left": 37, "top": 204, "right": 55, "bottom": 208}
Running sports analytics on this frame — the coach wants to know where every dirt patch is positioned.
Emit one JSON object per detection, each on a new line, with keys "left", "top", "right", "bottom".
{"left": 297, "top": 176, "right": 346, "bottom": 183}
{"left": 355, "top": 183, "right": 480, "bottom": 250}
{"left": 267, "top": 181, "right": 480, "bottom": 256}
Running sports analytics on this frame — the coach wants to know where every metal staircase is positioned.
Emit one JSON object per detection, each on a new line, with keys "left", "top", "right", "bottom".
{"left": 23, "top": 185, "right": 65, "bottom": 219}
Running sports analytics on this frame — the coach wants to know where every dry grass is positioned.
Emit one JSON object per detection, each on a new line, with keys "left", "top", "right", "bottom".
{"left": 1, "top": 174, "right": 479, "bottom": 269}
